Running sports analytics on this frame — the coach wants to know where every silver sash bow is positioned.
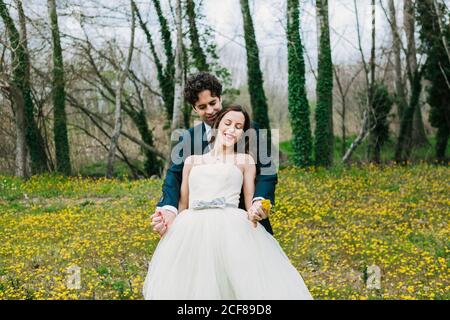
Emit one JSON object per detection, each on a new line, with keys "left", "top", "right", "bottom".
{"left": 191, "top": 197, "right": 237, "bottom": 210}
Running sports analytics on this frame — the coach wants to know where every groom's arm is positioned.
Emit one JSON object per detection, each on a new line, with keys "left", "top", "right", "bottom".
{"left": 156, "top": 129, "right": 192, "bottom": 213}
{"left": 252, "top": 122, "right": 278, "bottom": 205}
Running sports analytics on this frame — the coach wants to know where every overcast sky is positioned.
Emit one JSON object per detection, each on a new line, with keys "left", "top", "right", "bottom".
{"left": 15, "top": 0, "right": 428, "bottom": 93}
{"left": 200, "top": 0, "right": 395, "bottom": 89}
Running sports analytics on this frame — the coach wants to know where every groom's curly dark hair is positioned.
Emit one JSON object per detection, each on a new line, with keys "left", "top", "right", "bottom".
{"left": 184, "top": 72, "right": 222, "bottom": 107}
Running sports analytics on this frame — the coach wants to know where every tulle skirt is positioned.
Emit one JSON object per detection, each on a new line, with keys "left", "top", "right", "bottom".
{"left": 142, "top": 207, "right": 313, "bottom": 300}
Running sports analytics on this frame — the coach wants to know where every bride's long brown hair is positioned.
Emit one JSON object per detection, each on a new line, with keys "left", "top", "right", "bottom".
{"left": 209, "top": 105, "right": 253, "bottom": 155}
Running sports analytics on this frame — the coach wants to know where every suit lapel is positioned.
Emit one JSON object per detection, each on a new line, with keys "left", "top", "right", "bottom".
{"left": 201, "top": 122, "right": 209, "bottom": 154}
{"left": 192, "top": 122, "right": 209, "bottom": 155}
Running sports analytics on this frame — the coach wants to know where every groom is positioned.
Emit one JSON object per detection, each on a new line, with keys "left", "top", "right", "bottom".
{"left": 151, "top": 72, "right": 277, "bottom": 236}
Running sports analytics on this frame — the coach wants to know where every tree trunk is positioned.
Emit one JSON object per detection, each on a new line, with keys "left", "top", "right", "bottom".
{"left": 404, "top": 0, "right": 428, "bottom": 148}
{"left": 343, "top": 110, "right": 371, "bottom": 164}
{"left": 8, "top": 81, "right": 28, "bottom": 178}
{"left": 13, "top": 87, "right": 28, "bottom": 178}
{"left": 314, "top": 0, "right": 334, "bottom": 167}
{"left": 395, "top": 70, "right": 422, "bottom": 162}
{"left": 342, "top": 98, "right": 346, "bottom": 157}
{"left": 412, "top": 101, "right": 429, "bottom": 147}
{"left": 0, "top": 0, "right": 49, "bottom": 174}
{"left": 129, "top": 109, "right": 160, "bottom": 176}
{"left": 240, "top": 0, "right": 271, "bottom": 133}
{"left": 186, "top": 0, "right": 208, "bottom": 72}
{"left": 367, "top": 0, "right": 378, "bottom": 162}
{"left": 436, "top": 124, "right": 449, "bottom": 162}
{"left": 152, "top": 0, "right": 175, "bottom": 121}
{"left": 387, "top": 0, "right": 407, "bottom": 122}
{"left": 287, "top": 0, "right": 313, "bottom": 167}
{"left": 0, "top": 75, "right": 28, "bottom": 178}
{"left": 106, "top": 0, "right": 135, "bottom": 178}
{"left": 416, "top": 0, "right": 450, "bottom": 161}
{"left": 171, "top": 0, "right": 185, "bottom": 131}
{"left": 369, "top": 0, "right": 376, "bottom": 106}
{"left": 48, "top": 0, "right": 71, "bottom": 175}
{"left": 391, "top": 0, "right": 428, "bottom": 158}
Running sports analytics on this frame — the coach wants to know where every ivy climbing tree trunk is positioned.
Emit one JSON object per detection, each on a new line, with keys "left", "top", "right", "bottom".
{"left": 186, "top": 0, "right": 208, "bottom": 72}
{"left": 240, "top": 0, "right": 271, "bottom": 133}
{"left": 184, "top": 0, "right": 209, "bottom": 128}
{"left": 368, "top": 83, "right": 394, "bottom": 164}
{"left": 416, "top": 0, "right": 450, "bottom": 161}
{"left": 48, "top": 0, "right": 71, "bottom": 175}
{"left": 171, "top": 0, "right": 185, "bottom": 131}
{"left": 314, "top": 0, "right": 333, "bottom": 167}
{"left": 287, "top": 0, "right": 313, "bottom": 167}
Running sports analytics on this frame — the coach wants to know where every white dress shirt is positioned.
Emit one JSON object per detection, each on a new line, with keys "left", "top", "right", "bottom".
{"left": 204, "top": 122, "right": 212, "bottom": 141}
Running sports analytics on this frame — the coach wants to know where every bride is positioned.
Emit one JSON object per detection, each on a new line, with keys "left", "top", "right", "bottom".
{"left": 142, "top": 105, "right": 313, "bottom": 300}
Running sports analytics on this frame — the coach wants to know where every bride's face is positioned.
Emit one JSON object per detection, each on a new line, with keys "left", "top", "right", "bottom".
{"left": 216, "top": 111, "right": 245, "bottom": 148}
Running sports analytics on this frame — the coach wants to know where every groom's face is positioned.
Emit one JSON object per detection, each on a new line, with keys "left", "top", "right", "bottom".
{"left": 192, "top": 90, "right": 222, "bottom": 126}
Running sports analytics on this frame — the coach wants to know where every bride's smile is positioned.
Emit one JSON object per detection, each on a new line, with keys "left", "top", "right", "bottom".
{"left": 214, "top": 110, "right": 246, "bottom": 148}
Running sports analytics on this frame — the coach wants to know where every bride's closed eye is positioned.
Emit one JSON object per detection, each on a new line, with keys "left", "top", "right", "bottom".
{"left": 224, "top": 120, "right": 243, "bottom": 130}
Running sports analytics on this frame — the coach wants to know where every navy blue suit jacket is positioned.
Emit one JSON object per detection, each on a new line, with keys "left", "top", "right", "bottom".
{"left": 157, "top": 121, "right": 277, "bottom": 234}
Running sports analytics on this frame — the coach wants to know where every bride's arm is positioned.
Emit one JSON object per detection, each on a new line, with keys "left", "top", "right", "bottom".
{"left": 178, "top": 156, "right": 193, "bottom": 213}
{"left": 243, "top": 154, "right": 256, "bottom": 211}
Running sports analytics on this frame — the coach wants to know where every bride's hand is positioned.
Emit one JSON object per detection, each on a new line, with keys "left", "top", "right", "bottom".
{"left": 151, "top": 209, "right": 176, "bottom": 236}
{"left": 247, "top": 207, "right": 260, "bottom": 228}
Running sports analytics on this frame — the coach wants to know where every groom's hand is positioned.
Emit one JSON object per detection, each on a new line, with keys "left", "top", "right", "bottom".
{"left": 249, "top": 200, "right": 269, "bottom": 220}
{"left": 151, "top": 208, "right": 176, "bottom": 236}
{"left": 247, "top": 200, "right": 269, "bottom": 228}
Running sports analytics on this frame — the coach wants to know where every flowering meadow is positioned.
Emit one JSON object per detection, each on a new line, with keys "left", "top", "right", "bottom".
{"left": 0, "top": 163, "right": 448, "bottom": 300}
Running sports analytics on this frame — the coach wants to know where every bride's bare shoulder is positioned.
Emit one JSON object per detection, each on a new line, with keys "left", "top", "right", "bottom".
{"left": 185, "top": 154, "right": 204, "bottom": 167}
{"left": 184, "top": 155, "right": 196, "bottom": 167}
{"left": 236, "top": 153, "right": 256, "bottom": 166}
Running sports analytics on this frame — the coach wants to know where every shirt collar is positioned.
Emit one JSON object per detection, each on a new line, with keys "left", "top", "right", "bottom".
{"left": 204, "top": 122, "right": 211, "bottom": 133}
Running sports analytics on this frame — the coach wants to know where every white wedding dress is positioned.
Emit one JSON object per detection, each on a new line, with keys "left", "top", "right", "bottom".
{"left": 142, "top": 163, "right": 313, "bottom": 300}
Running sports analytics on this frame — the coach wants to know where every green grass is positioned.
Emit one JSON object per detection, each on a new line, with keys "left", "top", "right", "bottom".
{"left": 77, "top": 160, "right": 145, "bottom": 179}
{"left": 0, "top": 163, "right": 448, "bottom": 300}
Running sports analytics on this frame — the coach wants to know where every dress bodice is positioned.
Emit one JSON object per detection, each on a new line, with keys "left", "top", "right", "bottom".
{"left": 188, "top": 163, "right": 243, "bottom": 209}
